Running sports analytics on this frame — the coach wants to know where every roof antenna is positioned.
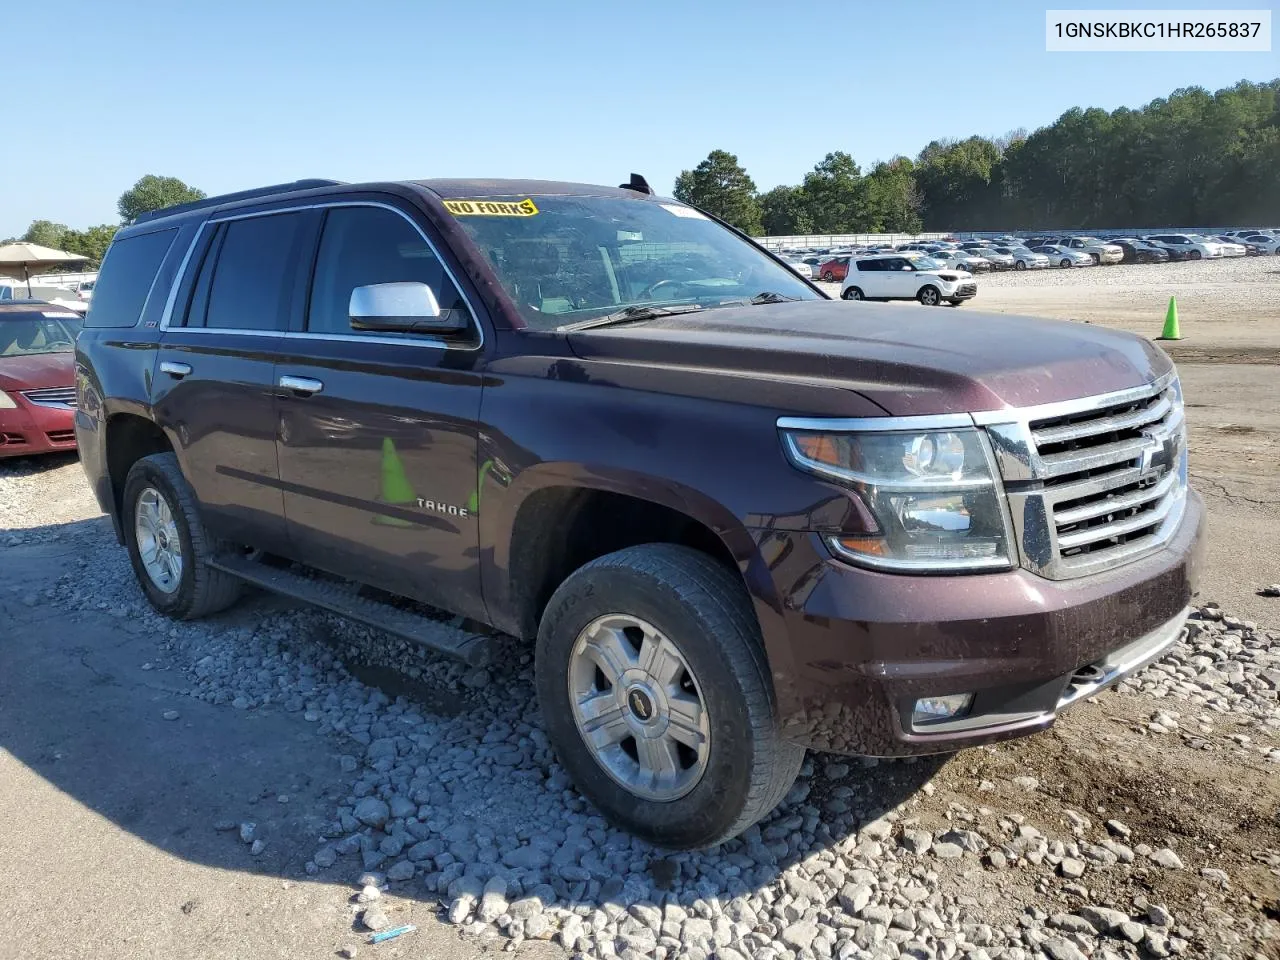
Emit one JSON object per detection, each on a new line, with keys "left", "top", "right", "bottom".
{"left": 620, "top": 173, "right": 654, "bottom": 195}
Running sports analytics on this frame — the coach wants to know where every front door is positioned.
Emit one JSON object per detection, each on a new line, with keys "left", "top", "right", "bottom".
{"left": 274, "top": 203, "right": 487, "bottom": 622}
{"left": 152, "top": 209, "right": 311, "bottom": 553}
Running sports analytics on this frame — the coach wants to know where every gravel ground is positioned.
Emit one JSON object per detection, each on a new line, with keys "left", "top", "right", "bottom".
{"left": 2, "top": 453, "right": 1278, "bottom": 960}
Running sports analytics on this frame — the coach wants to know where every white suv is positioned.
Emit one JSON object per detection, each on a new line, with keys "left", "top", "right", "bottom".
{"left": 840, "top": 254, "right": 977, "bottom": 306}
{"left": 1146, "top": 233, "right": 1224, "bottom": 260}
{"left": 1056, "top": 236, "right": 1124, "bottom": 265}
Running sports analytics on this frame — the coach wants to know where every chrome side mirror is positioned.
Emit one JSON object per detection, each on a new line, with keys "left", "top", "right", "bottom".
{"left": 348, "top": 282, "right": 467, "bottom": 332}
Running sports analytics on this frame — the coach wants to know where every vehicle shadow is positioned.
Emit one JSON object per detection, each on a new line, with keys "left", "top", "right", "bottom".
{"left": 0, "top": 512, "right": 947, "bottom": 941}
{"left": 0, "top": 449, "right": 79, "bottom": 477}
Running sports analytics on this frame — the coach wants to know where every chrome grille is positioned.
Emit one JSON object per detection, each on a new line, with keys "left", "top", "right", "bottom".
{"left": 978, "top": 373, "right": 1188, "bottom": 579}
{"left": 21, "top": 386, "right": 76, "bottom": 408}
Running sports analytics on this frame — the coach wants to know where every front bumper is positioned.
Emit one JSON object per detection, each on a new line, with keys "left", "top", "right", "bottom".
{"left": 752, "top": 489, "right": 1204, "bottom": 756}
{"left": 0, "top": 398, "right": 76, "bottom": 459}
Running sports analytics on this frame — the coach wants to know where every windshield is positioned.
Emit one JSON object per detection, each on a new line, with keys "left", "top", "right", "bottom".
{"left": 445, "top": 195, "right": 819, "bottom": 330}
{"left": 908, "top": 256, "right": 944, "bottom": 270}
{"left": 0, "top": 315, "right": 82, "bottom": 356}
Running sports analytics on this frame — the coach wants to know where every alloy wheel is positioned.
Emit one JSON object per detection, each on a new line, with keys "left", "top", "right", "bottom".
{"left": 134, "top": 486, "right": 183, "bottom": 593}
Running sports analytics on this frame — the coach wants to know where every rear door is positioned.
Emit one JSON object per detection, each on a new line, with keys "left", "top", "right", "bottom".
{"left": 273, "top": 202, "right": 488, "bottom": 621}
{"left": 151, "top": 209, "right": 311, "bottom": 552}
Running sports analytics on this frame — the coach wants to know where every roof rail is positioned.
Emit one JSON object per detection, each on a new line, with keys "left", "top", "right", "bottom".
{"left": 133, "top": 179, "right": 345, "bottom": 224}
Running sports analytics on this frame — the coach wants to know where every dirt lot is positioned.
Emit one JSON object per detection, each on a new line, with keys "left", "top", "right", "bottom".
{"left": 2, "top": 261, "right": 1278, "bottom": 960}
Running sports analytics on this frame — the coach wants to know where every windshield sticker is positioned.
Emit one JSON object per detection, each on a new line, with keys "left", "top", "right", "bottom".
{"left": 443, "top": 198, "right": 539, "bottom": 217}
{"left": 658, "top": 204, "right": 709, "bottom": 220}
{"left": 42, "top": 311, "right": 80, "bottom": 319}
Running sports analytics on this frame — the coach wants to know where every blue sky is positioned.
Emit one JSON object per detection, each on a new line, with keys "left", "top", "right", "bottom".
{"left": 4, "top": 0, "right": 1276, "bottom": 237}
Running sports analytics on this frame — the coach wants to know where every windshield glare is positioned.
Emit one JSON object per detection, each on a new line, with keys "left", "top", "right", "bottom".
{"left": 447, "top": 195, "right": 819, "bottom": 330}
{"left": 0, "top": 316, "right": 82, "bottom": 356}
{"left": 908, "top": 256, "right": 944, "bottom": 270}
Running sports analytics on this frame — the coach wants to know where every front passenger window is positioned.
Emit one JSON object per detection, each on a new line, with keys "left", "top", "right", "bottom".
{"left": 308, "top": 206, "right": 469, "bottom": 336}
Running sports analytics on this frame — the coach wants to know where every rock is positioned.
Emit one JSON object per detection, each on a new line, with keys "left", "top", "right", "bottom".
{"left": 1259, "top": 584, "right": 1280, "bottom": 597}
{"left": 353, "top": 797, "right": 390, "bottom": 829}
{"left": 1058, "top": 858, "right": 1087, "bottom": 879}
{"left": 1041, "top": 938, "right": 1088, "bottom": 960}
{"left": 1050, "top": 914, "right": 1097, "bottom": 935}
{"left": 781, "top": 920, "right": 820, "bottom": 951}
{"left": 839, "top": 883, "right": 874, "bottom": 913}
{"left": 238, "top": 822, "right": 257, "bottom": 844}
{"left": 503, "top": 845, "right": 551, "bottom": 871}
{"left": 386, "top": 860, "right": 414, "bottom": 882}
{"left": 932, "top": 842, "right": 964, "bottom": 860}
{"left": 784, "top": 872, "right": 825, "bottom": 902}
{"left": 338, "top": 947, "right": 358, "bottom": 959}
{"left": 249, "top": 838, "right": 266, "bottom": 856}
{"left": 938, "top": 829, "right": 987, "bottom": 853}
{"left": 900, "top": 829, "right": 932, "bottom": 854}
{"left": 162, "top": 710, "right": 180, "bottom": 721}
{"left": 1149, "top": 848, "right": 1184, "bottom": 869}
{"left": 1118, "top": 921, "right": 1147, "bottom": 944}
{"left": 984, "top": 850, "right": 1007, "bottom": 870}
{"left": 1105, "top": 819, "right": 1131, "bottom": 838}
{"left": 1199, "top": 867, "right": 1229, "bottom": 887}
{"left": 1011, "top": 776, "right": 1040, "bottom": 792}
{"left": 1146, "top": 905, "right": 1172, "bottom": 928}
{"left": 446, "top": 896, "right": 473, "bottom": 924}
{"left": 508, "top": 896, "right": 542, "bottom": 920}
{"left": 356, "top": 885, "right": 381, "bottom": 903}
{"left": 1078, "top": 906, "right": 1128, "bottom": 933}
{"left": 361, "top": 907, "right": 390, "bottom": 932}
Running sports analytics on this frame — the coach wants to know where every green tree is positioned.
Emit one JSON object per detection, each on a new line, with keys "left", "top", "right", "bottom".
{"left": 759, "top": 185, "right": 812, "bottom": 236}
{"left": 61, "top": 224, "right": 119, "bottom": 265}
{"left": 118, "top": 175, "right": 206, "bottom": 224}
{"left": 863, "top": 158, "right": 922, "bottom": 233}
{"left": 672, "top": 150, "right": 763, "bottom": 234}
{"left": 22, "top": 220, "right": 71, "bottom": 249}
{"left": 800, "top": 152, "right": 867, "bottom": 232}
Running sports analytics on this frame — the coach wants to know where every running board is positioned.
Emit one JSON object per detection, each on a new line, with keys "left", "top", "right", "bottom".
{"left": 208, "top": 555, "right": 494, "bottom": 667}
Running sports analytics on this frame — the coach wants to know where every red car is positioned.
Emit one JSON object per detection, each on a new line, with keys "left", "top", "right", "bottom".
{"left": 815, "top": 256, "right": 850, "bottom": 282}
{"left": 0, "top": 300, "right": 81, "bottom": 458}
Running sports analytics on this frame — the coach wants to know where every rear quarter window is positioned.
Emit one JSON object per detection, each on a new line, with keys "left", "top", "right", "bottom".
{"left": 84, "top": 228, "right": 179, "bottom": 328}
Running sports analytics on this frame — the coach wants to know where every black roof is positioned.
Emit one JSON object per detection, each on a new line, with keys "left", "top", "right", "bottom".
{"left": 414, "top": 178, "right": 656, "bottom": 200}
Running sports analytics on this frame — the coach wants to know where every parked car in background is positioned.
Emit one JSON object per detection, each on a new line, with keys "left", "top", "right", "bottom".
{"left": 1110, "top": 239, "right": 1171, "bottom": 264}
{"left": 993, "top": 246, "right": 1049, "bottom": 270}
{"left": 975, "top": 248, "right": 1015, "bottom": 270}
{"left": 1235, "top": 232, "right": 1280, "bottom": 254}
{"left": 0, "top": 300, "right": 81, "bottom": 458}
{"left": 1054, "top": 237, "right": 1124, "bottom": 265}
{"left": 784, "top": 259, "right": 814, "bottom": 279}
{"left": 1145, "top": 234, "right": 1224, "bottom": 260}
{"left": 1031, "top": 245, "right": 1094, "bottom": 268}
{"left": 816, "top": 256, "right": 851, "bottom": 282}
{"left": 0, "top": 283, "right": 89, "bottom": 314}
{"left": 932, "top": 249, "right": 994, "bottom": 273}
{"left": 841, "top": 254, "right": 977, "bottom": 305}
{"left": 1203, "top": 236, "right": 1247, "bottom": 257}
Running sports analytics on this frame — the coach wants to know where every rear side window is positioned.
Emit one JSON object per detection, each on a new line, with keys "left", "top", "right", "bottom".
{"left": 84, "top": 228, "right": 178, "bottom": 328}
{"left": 199, "top": 213, "right": 305, "bottom": 331}
{"left": 306, "top": 206, "right": 468, "bottom": 337}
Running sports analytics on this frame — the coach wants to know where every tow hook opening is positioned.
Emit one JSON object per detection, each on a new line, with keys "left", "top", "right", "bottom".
{"left": 1070, "top": 662, "right": 1107, "bottom": 686}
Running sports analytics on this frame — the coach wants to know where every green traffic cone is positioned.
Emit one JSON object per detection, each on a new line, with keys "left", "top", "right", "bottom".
{"left": 373, "top": 437, "right": 416, "bottom": 527}
{"left": 1157, "top": 297, "right": 1182, "bottom": 340}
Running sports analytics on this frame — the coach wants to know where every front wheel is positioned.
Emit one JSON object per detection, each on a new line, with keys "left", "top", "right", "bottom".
{"left": 535, "top": 544, "right": 804, "bottom": 849}
{"left": 1089, "top": 253, "right": 1100, "bottom": 265}
{"left": 842, "top": 286, "right": 864, "bottom": 301}
{"left": 917, "top": 285, "right": 941, "bottom": 306}
{"left": 122, "top": 452, "right": 243, "bottom": 619}
{"left": 1060, "top": 258, "right": 1073, "bottom": 269}
{"left": 1014, "top": 260, "right": 1026, "bottom": 271}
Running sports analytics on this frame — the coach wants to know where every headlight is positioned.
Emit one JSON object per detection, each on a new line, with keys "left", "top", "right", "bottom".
{"left": 780, "top": 426, "right": 1013, "bottom": 572}
{"left": 0, "top": 390, "right": 16, "bottom": 410}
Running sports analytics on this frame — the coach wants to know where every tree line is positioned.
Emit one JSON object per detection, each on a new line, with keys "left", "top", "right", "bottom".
{"left": 674, "top": 78, "right": 1280, "bottom": 235}
{"left": 4, "top": 175, "right": 206, "bottom": 266}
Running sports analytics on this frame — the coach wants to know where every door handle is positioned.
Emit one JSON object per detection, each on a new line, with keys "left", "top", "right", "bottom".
{"left": 160, "top": 361, "right": 192, "bottom": 379}
{"left": 279, "top": 375, "right": 324, "bottom": 396}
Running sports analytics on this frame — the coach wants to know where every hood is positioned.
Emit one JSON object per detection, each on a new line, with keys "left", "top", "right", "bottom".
{"left": 565, "top": 300, "right": 1172, "bottom": 417}
{"left": 0, "top": 350, "right": 75, "bottom": 391}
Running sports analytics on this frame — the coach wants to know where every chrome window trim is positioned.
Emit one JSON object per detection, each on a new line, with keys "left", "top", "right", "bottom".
{"left": 158, "top": 201, "right": 483, "bottom": 352}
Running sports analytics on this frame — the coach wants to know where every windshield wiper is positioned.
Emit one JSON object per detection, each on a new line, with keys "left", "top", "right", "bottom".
{"left": 748, "top": 291, "right": 800, "bottom": 304}
{"left": 557, "top": 303, "right": 704, "bottom": 332}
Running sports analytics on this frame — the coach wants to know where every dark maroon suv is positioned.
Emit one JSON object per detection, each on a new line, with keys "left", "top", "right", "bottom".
{"left": 74, "top": 176, "right": 1202, "bottom": 848}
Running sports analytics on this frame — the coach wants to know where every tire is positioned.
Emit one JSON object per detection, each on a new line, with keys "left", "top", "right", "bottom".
{"left": 1190, "top": 250, "right": 1202, "bottom": 260}
{"left": 917, "top": 285, "right": 941, "bottom": 306}
{"left": 1014, "top": 260, "right": 1026, "bottom": 271}
{"left": 535, "top": 544, "right": 804, "bottom": 849}
{"left": 821, "top": 271, "right": 834, "bottom": 282}
{"left": 122, "top": 452, "right": 243, "bottom": 619}
{"left": 1060, "top": 258, "right": 1072, "bottom": 269}
{"left": 1089, "top": 253, "right": 1100, "bottom": 265}
{"left": 842, "top": 287, "right": 864, "bottom": 301}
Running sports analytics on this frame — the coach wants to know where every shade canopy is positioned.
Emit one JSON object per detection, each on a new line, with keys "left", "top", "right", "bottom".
{"left": 0, "top": 242, "right": 90, "bottom": 293}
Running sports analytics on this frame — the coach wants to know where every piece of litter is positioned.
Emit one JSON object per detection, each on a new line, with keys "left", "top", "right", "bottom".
{"left": 368, "top": 924, "right": 415, "bottom": 944}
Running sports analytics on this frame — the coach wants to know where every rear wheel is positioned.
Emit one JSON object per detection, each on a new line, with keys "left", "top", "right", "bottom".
{"left": 1089, "top": 253, "right": 1100, "bottom": 265}
{"left": 1060, "top": 258, "right": 1073, "bottom": 269}
{"left": 122, "top": 452, "right": 243, "bottom": 619}
{"left": 1190, "top": 250, "right": 1202, "bottom": 260}
{"left": 1014, "top": 260, "right": 1026, "bottom": 271}
{"left": 535, "top": 544, "right": 804, "bottom": 849}
{"left": 917, "top": 285, "right": 941, "bottom": 306}
{"left": 821, "top": 271, "right": 834, "bottom": 281}
{"left": 842, "top": 286, "right": 864, "bottom": 301}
